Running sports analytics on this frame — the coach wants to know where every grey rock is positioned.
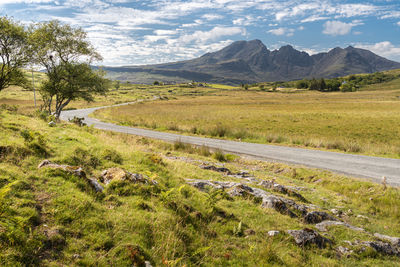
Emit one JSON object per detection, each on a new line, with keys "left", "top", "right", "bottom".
{"left": 268, "top": 230, "right": 280, "bottom": 236}
{"left": 38, "top": 160, "right": 86, "bottom": 178}
{"left": 48, "top": 121, "right": 56, "bottom": 127}
{"left": 287, "top": 228, "right": 333, "bottom": 248}
{"left": 145, "top": 261, "right": 153, "bottom": 267}
{"left": 330, "top": 209, "right": 341, "bottom": 216}
{"left": 259, "top": 180, "right": 307, "bottom": 202}
{"left": 336, "top": 246, "right": 353, "bottom": 256}
{"left": 374, "top": 233, "right": 400, "bottom": 246}
{"left": 363, "top": 241, "right": 400, "bottom": 256}
{"left": 303, "top": 211, "right": 337, "bottom": 224}
{"left": 200, "top": 165, "right": 231, "bottom": 174}
{"left": 88, "top": 178, "right": 104, "bottom": 192}
{"left": 315, "top": 220, "right": 365, "bottom": 232}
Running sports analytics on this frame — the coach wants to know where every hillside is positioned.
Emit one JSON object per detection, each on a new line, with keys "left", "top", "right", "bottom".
{"left": 102, "top": 40, "right": 400, "bottom": 84}
{"left": 2, "top": 105, "right": 400, "bottom": 265}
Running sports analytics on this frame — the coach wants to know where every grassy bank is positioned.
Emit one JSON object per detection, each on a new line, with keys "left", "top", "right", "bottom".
{"left": 92, "top": 86, "right": 400, "bottom": 158}
{"left": 1, "top": 106, "right": 400, "bottom": 265}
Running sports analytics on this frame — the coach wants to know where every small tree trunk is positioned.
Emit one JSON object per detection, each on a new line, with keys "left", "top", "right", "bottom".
{"left": 55, "top": 98, "right": 71, "bottom": 120}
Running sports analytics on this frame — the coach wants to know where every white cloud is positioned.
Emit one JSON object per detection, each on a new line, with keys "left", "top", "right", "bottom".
{"left": 397, "top": 21, "right": 400, "bottom": 26}
{"left": 356, "top": 41, "right": 400, "bottom": 61}
{"left": 0, "top": 0, "right": 52, "bottom": 4}
{"left": 268, "top": 27, "right": 295, "bottom": 37}
{"left": 202, "top": 14, "right": 223, "bottom": 21}
{"left": 322, "top": 20, "right": 362, "bottom": 36}
{"left": 179, "top": 26, "right": 246, "bottom": 44}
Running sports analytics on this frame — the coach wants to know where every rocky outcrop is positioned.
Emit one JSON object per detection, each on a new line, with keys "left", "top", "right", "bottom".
{"left": 259, "top": 180, "right": 307, "bottom": 202}
{"left": 38, "top": 160, "right": 103, "bottom": 192}
{"left": 315, "top": 220, "right": 365, "bottom": 232}
{"left": 303, "top": 211, "right": 337, "bottom": 224}
{"left": 374, "top": 233, "right": 400, "bottom": 246}
{"left": 100, "top": 167, "right": 157, "bottom": 185}
{"left": 38, "top": 160, "right": 86, "bottom": 178}
{"left": 287, "top": 228, "right": 333, "bottom": 248}
{"left": 186, "top": 179, "right": 312, "bottom": 218}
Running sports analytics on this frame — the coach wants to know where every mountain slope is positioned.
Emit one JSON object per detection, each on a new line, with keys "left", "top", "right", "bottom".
{"left": 103, "top": 40, "right": 400, "bottom": 84}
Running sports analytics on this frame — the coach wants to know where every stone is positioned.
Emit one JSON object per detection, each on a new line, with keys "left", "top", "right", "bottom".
{"left": 38, "top": 160, "right": 86, "bottom": 178}
{"left": 315, "top": 220, "right": 365, "bottom": 232}
{"left": 303, "top": 211, "right": 337, "bottom": 224}
{"left": 268, "top": 230, "right": 280, "bottom": 237}
{"left": 88, "top": 178, "right": 104, "bottom": 193}
{"left": 259, "top": 180, "right": 307, "bottom": 202}
{"left": 336, "top": 246, "right": 353, "bottom": 256}
{"left": 374, "top": 233, "right": 400, "bottom": 246}
{"left": 100, "top": 168, "right": 157, "bottom": 186}
{"left": 330, "top": 209, "right": 342, "bottom": 216}
{"left": 357, "top": 215, "right": 369, "bottom": 220}
{"left": 48, "top": 121, "right": 56, "bottom": 127}
{"left": 287, "top": 228, "right": 332, "bottom": 248}
{"left": 200, "top": 165, "right": 231, "bottom": 174}
{"left": 362, "top": 241, "right": 400, "bottom": 256}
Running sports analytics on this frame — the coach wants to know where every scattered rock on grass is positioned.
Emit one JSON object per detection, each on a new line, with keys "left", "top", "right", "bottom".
{"left": 363, "top": 241, "right": 400, "bottom": 256}
{"left": 268, "top": 230, "right": 280, "bottom": 237}
{"left": 287, "top": 228, "right": 333, "bottom": 248}
{"left": 303, "top": 211, "right": 337, "bottom": 224}
{"left": 374, "top": 233, "right": 400, "bottom": 246}
{"left": 38, "top": 160, "right": 86, "bottom": 178}
{"left": 100, "top": 167, "right": 157, "bottom": 185}
{"left": 200, "top": 165, "right": 231, "bottom": 174}
{"left": 259, "top": 180, "right": 307, "bottom": 202}
{"left": 315, "top": 220, "right": 365, "bottom": 232}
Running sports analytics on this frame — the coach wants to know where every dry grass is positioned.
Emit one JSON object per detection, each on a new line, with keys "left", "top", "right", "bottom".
{"left": 93, "top": 87, "right": 400, "bottom": 158}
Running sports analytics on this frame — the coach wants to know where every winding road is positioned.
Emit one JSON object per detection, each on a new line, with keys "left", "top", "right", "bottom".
{"left": 60, "top": 101, "right": 400, "bottom": 186}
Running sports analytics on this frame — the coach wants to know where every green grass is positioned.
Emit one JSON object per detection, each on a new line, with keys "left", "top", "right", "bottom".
{"left": 92, "top": 83, "right": 400, "bottom": 158}
{"left": 1, "top": 104, "right": 400, "bottom": 265}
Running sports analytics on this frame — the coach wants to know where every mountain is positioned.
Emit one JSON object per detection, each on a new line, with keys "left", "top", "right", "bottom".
{"left": 102, "top": 40, "right": 400, "bottom": 84}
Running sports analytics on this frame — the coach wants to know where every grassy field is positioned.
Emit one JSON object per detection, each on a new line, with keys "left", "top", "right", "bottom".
{"left": 1, "top": 105, "right": 400, "bottom": 265}
{"left": 93, "top": 82, "right": 400, "bottom": 158}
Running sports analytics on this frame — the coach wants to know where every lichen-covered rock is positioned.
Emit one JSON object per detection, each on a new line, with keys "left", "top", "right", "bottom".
{"left": 259, "top": 180, "right": 307, "bottom": 202}
{"left": 186, "top": 179, "right": 313, "bottom": 218}
{"left": 287, "top": 228, "right": 333, "bottom": 248}
{"left": 336, "top": 246, "right": 353, "bottom": 257}
{"left": 303, "top": 211, "right": 337, "bottom": 224}
{"left": 374, "top": 233, "right": 400, "bottom": 246}
{"left": 38, "top": 160, "right": 86, "bottom": 178}
{"left": 363, "top": 241, "right": 400, "bottom": 256}
{"left": 100, "top": 168, "right": 157, "bottom": 186}
{"left": 200, "top": 165, "right": 231, "bottom": 174}
{"left": 315, "top": 220, "right": 365, "bottom": 232}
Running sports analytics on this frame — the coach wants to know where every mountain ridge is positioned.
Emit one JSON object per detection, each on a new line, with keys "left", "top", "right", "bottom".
{"left": 103, "top": 40, "right": 400, "bottom": 84}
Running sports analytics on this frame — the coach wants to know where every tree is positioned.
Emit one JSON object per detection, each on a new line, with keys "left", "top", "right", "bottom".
{"left": 0, "top": 16, "right": 30, "bottom": 91}
{"left": 114, "top": 80, "right": 120, "bottom": 91}
{"left": 29, "top": 20, "right": 109, "bottom": 118}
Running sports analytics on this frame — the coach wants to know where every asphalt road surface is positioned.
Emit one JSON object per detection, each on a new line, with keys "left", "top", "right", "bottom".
{"left": 61, "top": 102, "right": 400, "bottom": 186}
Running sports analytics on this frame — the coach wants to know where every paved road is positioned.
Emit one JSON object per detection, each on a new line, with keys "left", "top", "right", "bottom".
{"left": 61, "top": 102, "right": 400, "bottom": 186}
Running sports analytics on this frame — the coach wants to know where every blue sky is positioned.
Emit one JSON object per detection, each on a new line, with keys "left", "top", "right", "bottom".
{"left": 2, "top": 0, "right": 400, "bottom": 66}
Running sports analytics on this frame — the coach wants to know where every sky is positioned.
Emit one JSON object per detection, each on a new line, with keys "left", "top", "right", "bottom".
{"left": 2, "top": 0, "right": 400, "bottom": 66}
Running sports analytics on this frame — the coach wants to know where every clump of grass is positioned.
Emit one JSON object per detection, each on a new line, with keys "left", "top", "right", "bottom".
{"left": 20, "top": 129, "right": 49, "bottom": 157}
{"left": 209, "top": 124, "right": 231, "bottom": 137}
{"left": 63, "top": 147, "right": 101, "bottom": 169}
{"left": 101, "top": 148, "right": 123, "bottom": 164}
{"left": 213, "top": 149, "right": 227, "bottom": 162}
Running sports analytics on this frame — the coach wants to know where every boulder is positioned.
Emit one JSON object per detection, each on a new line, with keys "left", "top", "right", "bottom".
{"left": 287, "top": 228, "right": 333, "bottom": 248}
{"left": 88, "top": 178, "right": 104, "bottom": 193}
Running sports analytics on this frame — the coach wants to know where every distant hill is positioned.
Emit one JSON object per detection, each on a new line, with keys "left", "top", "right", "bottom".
{"left": 102, "top": 40, "right": 400, "bottom": 84}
